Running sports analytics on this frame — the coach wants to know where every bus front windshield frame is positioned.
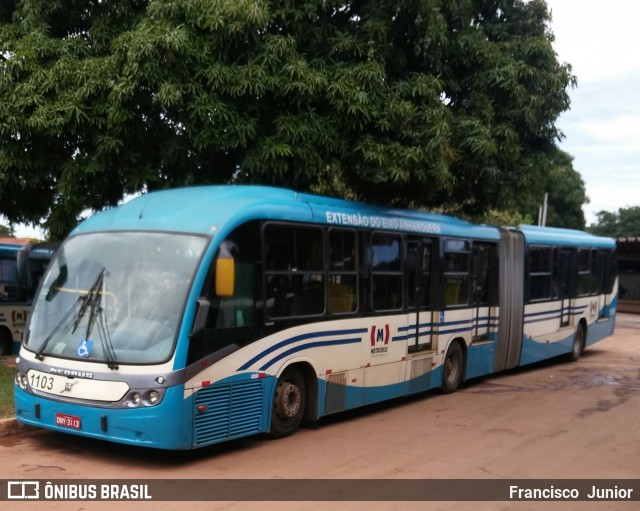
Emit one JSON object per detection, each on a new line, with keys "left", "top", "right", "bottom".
{"left": 25, "top": 231, "right": 208, "bottom": 366}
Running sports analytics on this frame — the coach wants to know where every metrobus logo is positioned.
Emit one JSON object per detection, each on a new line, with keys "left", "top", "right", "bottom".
{"left": 370, "top": 324, "right": 390, "bottom": 355}
{"left": 12, "top": 310, "right": 28, "bottom": 323}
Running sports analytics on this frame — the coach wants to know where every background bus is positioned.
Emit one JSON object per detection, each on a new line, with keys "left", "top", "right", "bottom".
{"left": 14, "top": 187, "right": 617, "bottom": 449}
{"left": 0, "top": 240, "right": 57, "bottom": 355}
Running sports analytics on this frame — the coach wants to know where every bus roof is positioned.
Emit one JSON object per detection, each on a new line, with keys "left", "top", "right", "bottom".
{"left": 0, "top": 240, "right": 31, "bottom": 255}
{"left": 516, "top": 224, "right": 616, "bottom": 249}
{"left": 70, "top": 185, "right": 614, "bottom": 249}
{"left": 71, "top": 185, "right": 500, "bottom": 241}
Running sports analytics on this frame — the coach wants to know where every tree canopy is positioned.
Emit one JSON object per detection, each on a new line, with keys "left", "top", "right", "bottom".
{"left": 589, "top": 206, "right": 640, "bottom": 238}
{"left": 0, "top": 0, "right": 577, "bottom": 238}
{"left": 530, "top": 148, "right": 587, "bottom": 230}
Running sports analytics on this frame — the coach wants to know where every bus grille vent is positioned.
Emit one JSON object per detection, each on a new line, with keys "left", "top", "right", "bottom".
{"left": 327, "top": 372, "right": 347, "bottom": 386}
{"left": 325, "top": 372, "right": 347, "bottom": 415}
{"left": 193, "top": 379, "right": 264, "bottom": 446}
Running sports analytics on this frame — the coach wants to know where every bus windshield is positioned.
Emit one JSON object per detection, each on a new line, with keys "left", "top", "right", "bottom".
{"left": 25, "top": 232, "right": 208, "bottom": 365}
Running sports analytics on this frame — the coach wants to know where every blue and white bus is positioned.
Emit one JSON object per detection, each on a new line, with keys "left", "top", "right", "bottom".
{"left": 14, "top": 186, "right": 617, "bottom": 449}
{"left": 0, "top": 241, "right": 56, "bottom": 356}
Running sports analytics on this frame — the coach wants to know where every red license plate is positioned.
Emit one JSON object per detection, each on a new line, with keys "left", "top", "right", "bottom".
{"left": 55, "top": 413, "right": 81, "bottom": 430}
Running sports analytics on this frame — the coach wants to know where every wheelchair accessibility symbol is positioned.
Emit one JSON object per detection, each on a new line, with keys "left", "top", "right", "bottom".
{"left": 77, "top": 339, "right": 94, "bottom": 358}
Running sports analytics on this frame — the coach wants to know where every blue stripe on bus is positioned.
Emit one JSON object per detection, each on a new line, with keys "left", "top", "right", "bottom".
{"left": 524, "top": 306, "right": 587, "bottom": 318}
{"left": 258, "top": 338, "right": 362, "bottom": 371}
{"left": 392, "top": 325, "right": 482, "bottom": 342}
{"left": 523, "top": 306, "right": 588, "bottom": 324}
{"left": 392, "top": 317, "right": 499, "bottom": 342}
{"left": 524, "top": 313, "right": 563, "bottom": 324}
{"left": 237, "top": 327, "right": 368, "bottom": 371}
{"left": 239, "top": 301, "right": 597, "bottom": 372}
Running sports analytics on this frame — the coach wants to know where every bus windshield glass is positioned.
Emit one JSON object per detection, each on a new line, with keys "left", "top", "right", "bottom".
{"left": 25, "top": 232, "right": 208, "bottom": 365}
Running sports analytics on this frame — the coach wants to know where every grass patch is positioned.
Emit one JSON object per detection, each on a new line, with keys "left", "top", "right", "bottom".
{"left": 0, "top": 363, "right": 15, "bottom": 419}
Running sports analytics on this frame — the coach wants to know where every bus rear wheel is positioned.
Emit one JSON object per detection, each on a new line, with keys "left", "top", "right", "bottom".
{"left": 568, "top": 324, "right": 586, "bottom": 362}
{"left": 269, "top": 368, "right": 306, "bottom": 439}
{"left": 441, "top": 342, "right": 464, "bottom": 394}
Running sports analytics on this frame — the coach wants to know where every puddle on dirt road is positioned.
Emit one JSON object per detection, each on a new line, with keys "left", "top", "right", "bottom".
{"left": 548, "top": 374, "right": 623, "bottom": 391}
{"left": 467, "top": 369, "right": 640, "bottom": 394}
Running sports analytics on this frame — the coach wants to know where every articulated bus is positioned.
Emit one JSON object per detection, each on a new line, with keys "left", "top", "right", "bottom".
{"left": 14, "top": 187, "right": 617, "bottom": 449}
{"left": 0, "top": 241, "right": 57, "bottom": 355}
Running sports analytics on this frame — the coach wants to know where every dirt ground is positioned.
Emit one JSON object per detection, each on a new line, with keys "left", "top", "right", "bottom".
{"left": 1, "top": 314, "right": 639, "bottom": 511}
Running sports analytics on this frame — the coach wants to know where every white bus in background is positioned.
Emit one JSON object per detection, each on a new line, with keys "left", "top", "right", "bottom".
{"left": 0, "top": 240, "right": 57, "bottom": 355}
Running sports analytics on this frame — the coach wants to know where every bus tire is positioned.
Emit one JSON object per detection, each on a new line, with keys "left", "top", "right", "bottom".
{"left": 568, "top": 324, "right": 586, "bottom": 362}
{"left": 0, "top": 329, "right": 11, "bottom": 357}
{"left": 269, "top": 368, "right": 306, "bottom": 439}
{"left": 441, "top": 341, "right": 464, "bottom": 394}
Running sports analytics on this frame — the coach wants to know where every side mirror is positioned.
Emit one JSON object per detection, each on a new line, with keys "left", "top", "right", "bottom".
{"left": 215, "top": 240, "right": 237, "bottom": 297}
{"left": 189, "top": 297, "right": 210, "bottom": 339}
{"left": 215, "top": 257, "right": 235, "bottom": 297}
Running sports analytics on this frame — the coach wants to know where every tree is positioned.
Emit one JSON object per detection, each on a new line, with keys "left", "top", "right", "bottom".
{"left": 543, "top": 151, "right": 587, "bottom": 230}
{"left": 524, "top": 148, "right": 587, "bottom": 230}
{"left": 0, "top": 224, "right": 12, "bottom": 237}
{"left": 589, "top": 207, "right": 640, "bottom": 237}
{"left": 0, "top": 0, "right": 575, "bottom": 238}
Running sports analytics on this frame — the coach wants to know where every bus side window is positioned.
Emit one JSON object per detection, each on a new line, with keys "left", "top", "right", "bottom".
{"left": 471, "top": 243, "right": 494, "bottom": 306}
{"left": 598, "top": 249, "right": 616, "bottom": 295}
{"left": 264, "top": 223, "right": 325, "bottom": 319}
{"left": 577, "top": 249, "right": 598, "bottom": 296}
{"left": 552, "top": 247, "right": 574, "bottom": 299}
{"left": 528, "top": 246, "right": 553, "bottom": 301}
{"left": 443, "top": 239, "right": 470, "bottom": 307}
{"left": 328, "top": 228, "right": 358, "bottom": 314}
{"left": 371, "top": 232, "right": 403, "bottom": 311}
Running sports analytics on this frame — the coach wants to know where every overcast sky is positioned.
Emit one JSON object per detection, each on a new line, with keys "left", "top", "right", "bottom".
{"left": 546, "top": 0, "right": 640, "bottom": 224}
{"left": 12, "top": 0, "right": 639, "bottom": 238}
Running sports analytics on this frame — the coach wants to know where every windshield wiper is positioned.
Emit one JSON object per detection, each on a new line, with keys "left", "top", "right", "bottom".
{"left": 36, "top": 270, "right": 103, "bottom": 361}
{"left": 35, "top": 296, "right": 83, "bottom": 361}
{"left": 83, "top": 270, "right": 119, "bottom": 370}
{"left": 71, "top": 268, "right": 105, "bottom": 334}
{"left": 36, "top": 268, "right": 118, "bottom": 370}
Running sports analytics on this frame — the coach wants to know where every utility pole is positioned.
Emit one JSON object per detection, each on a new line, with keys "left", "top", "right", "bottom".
{"left": 538, "top": 193, "right": 548, "bottom": 226}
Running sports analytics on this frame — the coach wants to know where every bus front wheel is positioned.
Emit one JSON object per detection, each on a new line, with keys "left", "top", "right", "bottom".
{"left": 441, "top": 342, "right": 464, "bottom": 394}
{"left": 269, "top": 368, "right": 306, "bottom": 439}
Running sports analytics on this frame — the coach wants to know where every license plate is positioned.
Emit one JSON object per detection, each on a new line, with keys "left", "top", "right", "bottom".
{"left": 55, "top": 413, "right": 81, "bottom": 430}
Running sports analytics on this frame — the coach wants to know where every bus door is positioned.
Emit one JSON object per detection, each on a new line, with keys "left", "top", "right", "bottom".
{"left": 554, "top": 248, "right": 573, "bottom": 328}
{"left": 404, "top": 237, "right": 435, "bottom": 393}
{"left": 363, "top": 232, "right": 406, "bottom": 403}
{"left": 471, "top": 242, "right": 497, "bottom": 342}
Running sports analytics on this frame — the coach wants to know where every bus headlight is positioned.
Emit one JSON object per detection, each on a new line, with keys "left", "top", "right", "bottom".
{"left": 122, "top": 388, "right": 165, "bottom": 407}
{"left": 15, "top": 371, "right": 29, "bottom": 391}
{"left": 146, "top": 390, "right": 160, "bottom": 405}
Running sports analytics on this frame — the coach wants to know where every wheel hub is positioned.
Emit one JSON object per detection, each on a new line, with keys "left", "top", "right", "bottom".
{"left": 275, "top": 381, "right": 301, "bottom": 419}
